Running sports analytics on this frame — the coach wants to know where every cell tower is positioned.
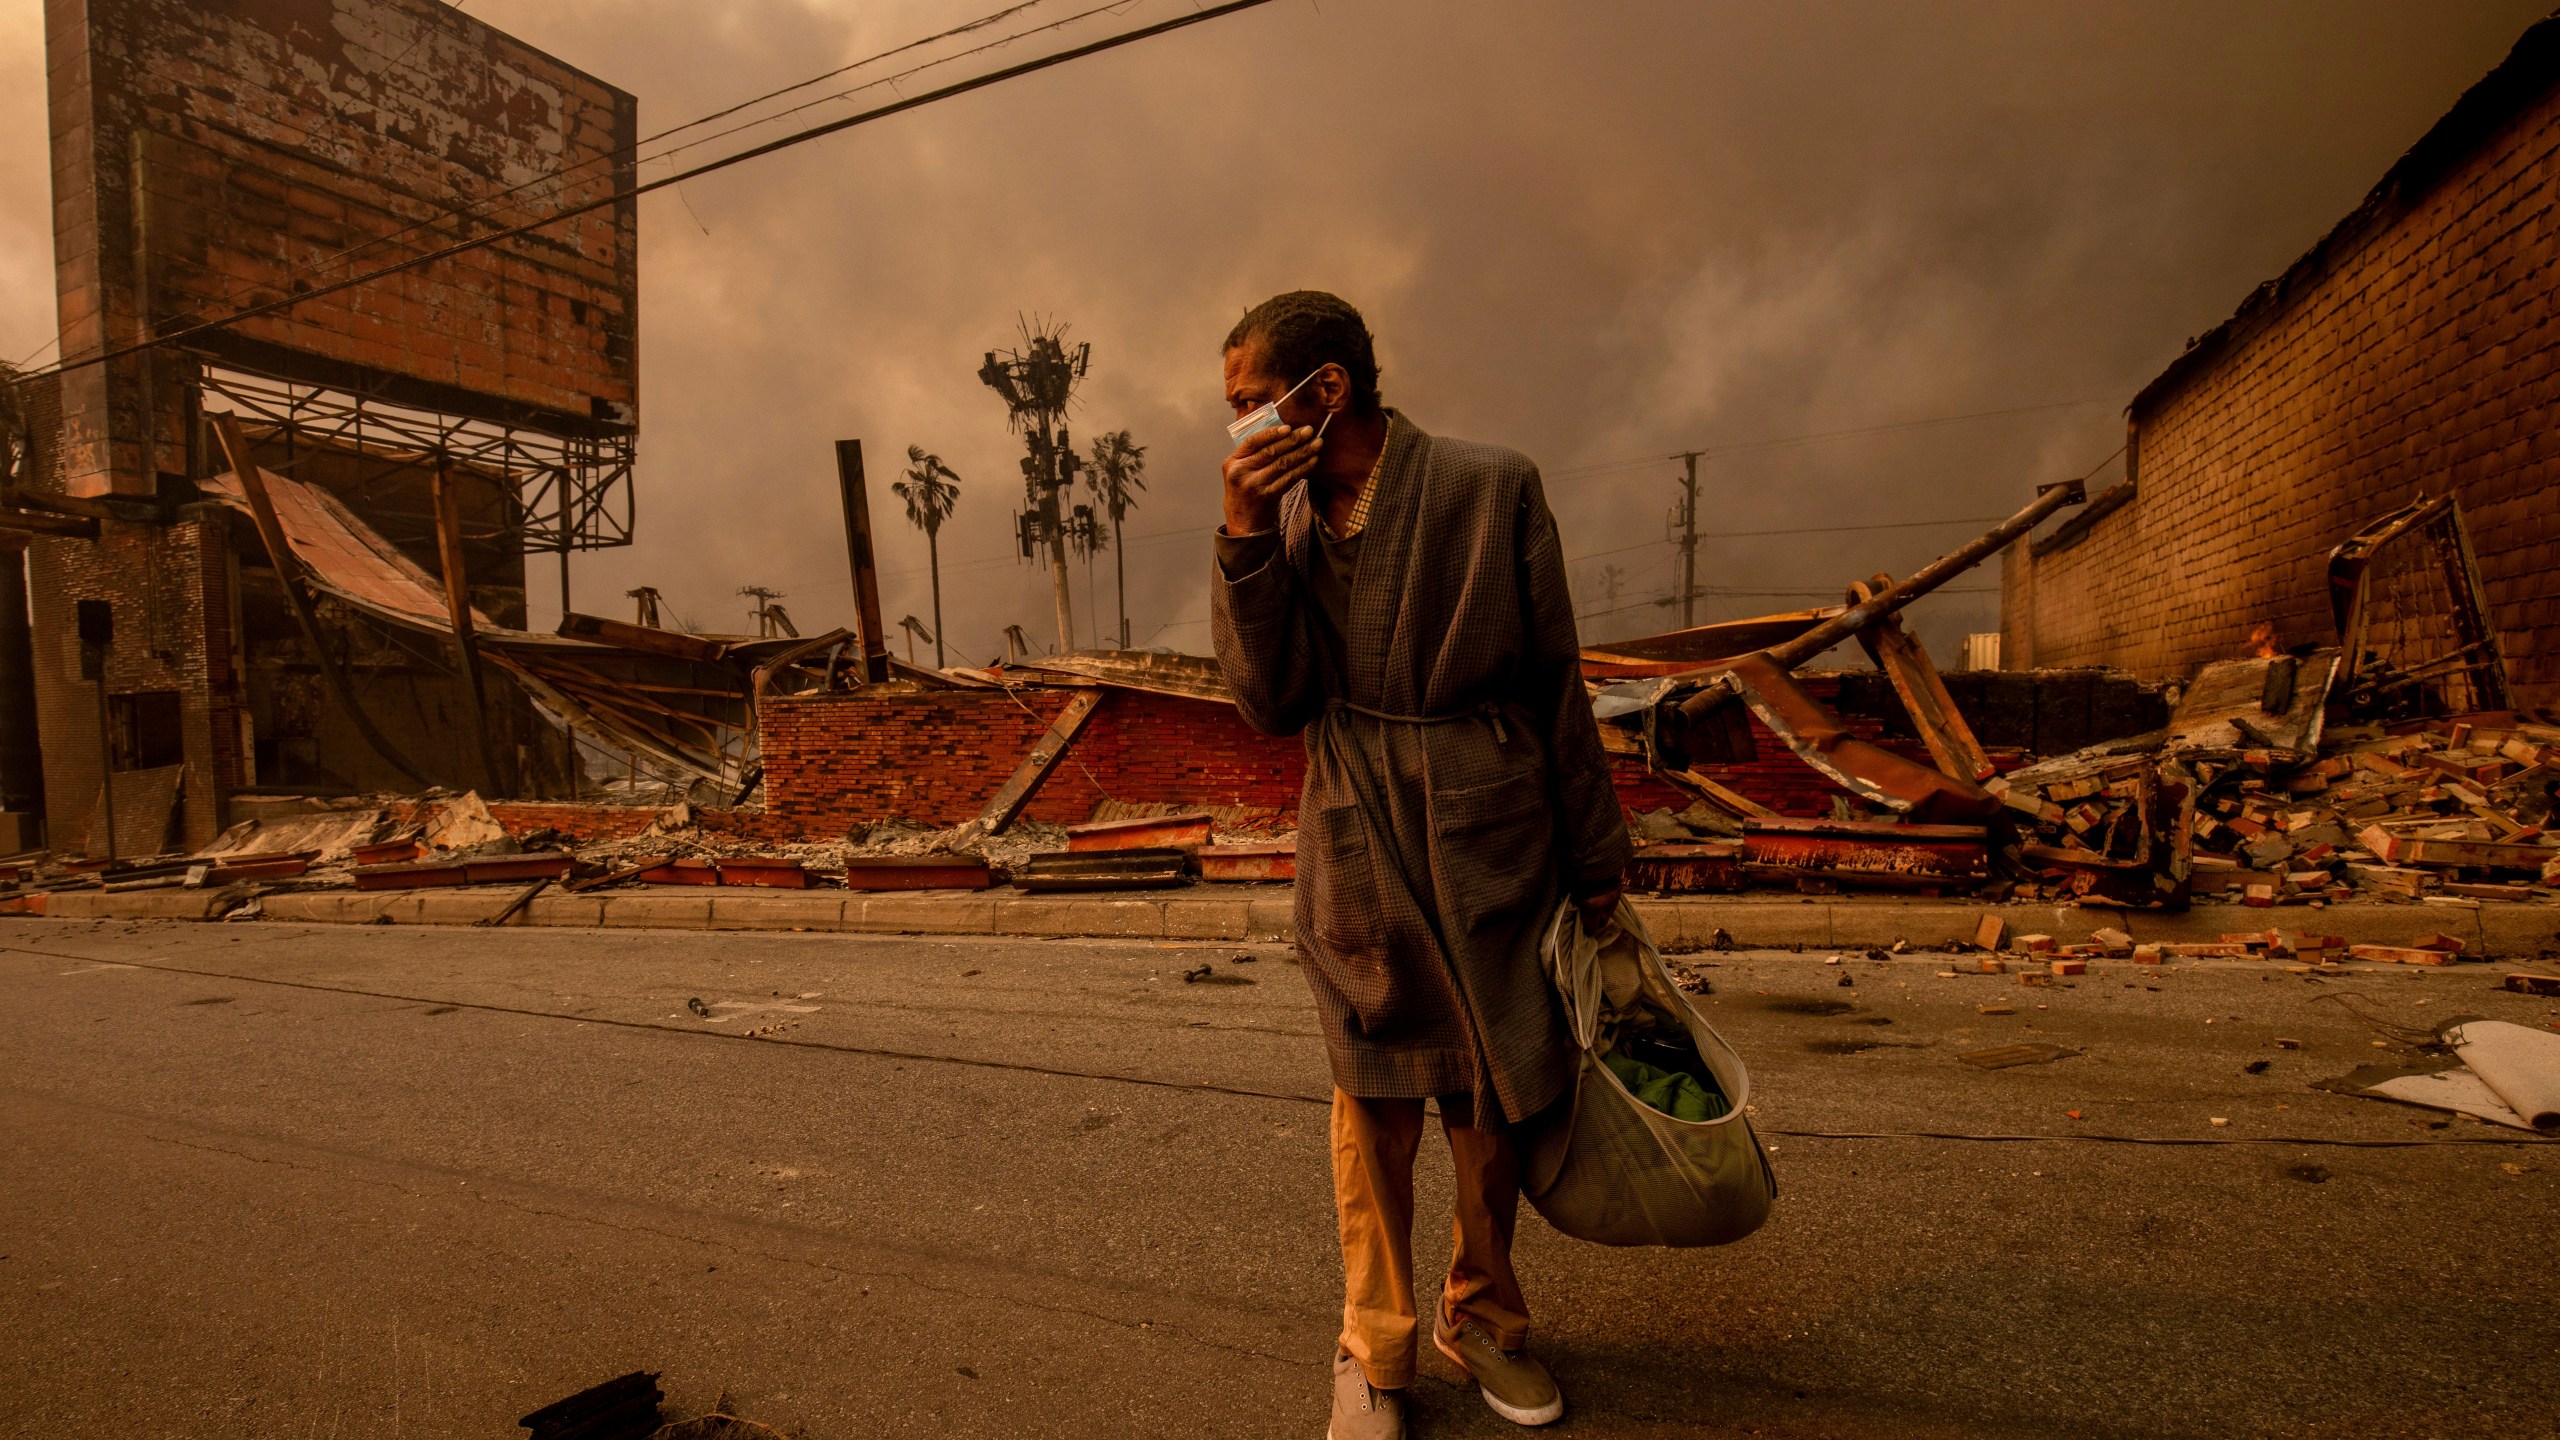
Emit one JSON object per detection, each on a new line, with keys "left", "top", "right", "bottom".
{"left": 977, "top": 320, "right": 1091, "bottom": 653}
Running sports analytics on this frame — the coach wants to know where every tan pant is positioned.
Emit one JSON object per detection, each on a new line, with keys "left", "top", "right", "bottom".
{"left": 1331, "top": 1088, "right": 1531, "bottom": 1389}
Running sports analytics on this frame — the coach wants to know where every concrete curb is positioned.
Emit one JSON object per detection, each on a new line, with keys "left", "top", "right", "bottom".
{"left": 14, "top": 882, "right": 2559, "bottom": 957}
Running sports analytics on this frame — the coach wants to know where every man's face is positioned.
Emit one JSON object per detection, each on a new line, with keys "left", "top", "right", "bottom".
{"left": 1223, "top": 340, "right": 1330, "bottom": 428}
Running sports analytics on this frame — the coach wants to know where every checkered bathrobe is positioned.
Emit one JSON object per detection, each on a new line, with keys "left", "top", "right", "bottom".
{"left": 1212, "top": 410, "right": 1631, "bottom": 1123}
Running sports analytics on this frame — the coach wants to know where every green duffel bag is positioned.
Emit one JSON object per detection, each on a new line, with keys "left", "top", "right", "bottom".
{"left": 1519, "top": 898, "right": 1778, "bottom": 1247}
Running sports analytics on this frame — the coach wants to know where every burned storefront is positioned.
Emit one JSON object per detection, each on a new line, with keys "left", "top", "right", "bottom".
{"left": 5, "top": 0, "right": 640, "bottom": 853}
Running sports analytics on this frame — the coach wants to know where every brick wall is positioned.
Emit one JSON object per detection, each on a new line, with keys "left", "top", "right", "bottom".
{"left": 756, "top": 681, "right": 1949, "bottom": 837}
{"left": 46, "top": 0, "right": 638, "bottom": 497}
{"left": 2005, "top": 25, "right": 2560, "bottom": 709}
{"left": 759, "top": 689, "right": 1308, "bottom": 831}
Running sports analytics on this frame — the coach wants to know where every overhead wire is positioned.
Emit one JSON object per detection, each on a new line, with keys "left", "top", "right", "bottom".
{"left": 1546, "top": 396, "right": 2122, "bottom": 481}
{"left": 18, "top": 0, "right": 1285, "bottom": 385}
{"left": 100, "top": 0, "right": 1100, "bottom": 354}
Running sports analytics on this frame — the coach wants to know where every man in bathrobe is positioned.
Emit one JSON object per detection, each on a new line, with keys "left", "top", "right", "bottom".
{"left": 1210, "top": 291, "right": 1629, "bottom": 1438}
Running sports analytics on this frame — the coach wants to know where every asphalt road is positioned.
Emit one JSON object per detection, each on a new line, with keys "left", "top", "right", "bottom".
{"left": 2, "top": 917, "right": 2555, "bottom": 1440}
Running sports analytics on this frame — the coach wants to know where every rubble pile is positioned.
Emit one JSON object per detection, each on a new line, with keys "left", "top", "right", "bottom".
{"left": 1995, "top": 713, "right": 2559, "bottom": 909}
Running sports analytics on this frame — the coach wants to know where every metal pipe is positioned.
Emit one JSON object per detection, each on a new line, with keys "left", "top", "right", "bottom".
{"left": 1757, "top": 479, "right": 2085, "bottom": 673}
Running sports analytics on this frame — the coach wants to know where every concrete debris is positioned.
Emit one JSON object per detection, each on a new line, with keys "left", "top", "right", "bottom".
{"left": 423, "top": 791, "right": 511, "bottom": 853}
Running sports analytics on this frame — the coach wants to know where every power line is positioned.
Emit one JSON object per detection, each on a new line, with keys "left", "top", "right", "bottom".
{"left": 114, "top": 0, "right": 1098, "bottom": 352}
{"left": 1575, "top": 588, "right": 1998, "bottom": 623}
{"left": 1547, "top": 397, "right": 2120, "bottom": 480}
{"left": 17, "top": 0, "right": 1283, "bottom": 386}
{"left": 1564, "top": 513, "right": 2009, "bottom": 566}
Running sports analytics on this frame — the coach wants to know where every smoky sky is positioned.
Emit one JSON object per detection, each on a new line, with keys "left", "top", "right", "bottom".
{"left": 1, "top": 0, "right": 2547, "bottom": 665}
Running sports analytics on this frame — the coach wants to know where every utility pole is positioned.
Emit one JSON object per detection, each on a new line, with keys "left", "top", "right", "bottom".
{"left": 1670, "top": 451, "right": 1704, "bottom": 629}
{"left": 739, "top": 585, "right": 794, "bottom": 638}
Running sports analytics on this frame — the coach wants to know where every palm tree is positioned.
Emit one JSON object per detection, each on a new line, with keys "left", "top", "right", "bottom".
{"left": 1085, "top": 430, "right": 1147, "bottom": 649}
{"left": 895, "top": 445, "right": 962, "bottom": 667}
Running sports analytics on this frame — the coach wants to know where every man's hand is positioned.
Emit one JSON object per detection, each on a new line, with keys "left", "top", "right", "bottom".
{"left": 1221, "top": 423, "right": 1322, "bottom": 536}
{"left": 1574, "top": 881, "right": 1622, "bottom": 934}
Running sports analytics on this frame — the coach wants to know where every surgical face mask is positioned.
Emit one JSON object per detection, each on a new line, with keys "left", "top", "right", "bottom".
{"left": 1226, "top": 367, "right": 1329, "bottom": 447}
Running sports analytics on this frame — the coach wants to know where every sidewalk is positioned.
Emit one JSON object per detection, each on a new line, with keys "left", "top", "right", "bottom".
{"left": 21, "top": 883, "right": 2560, "bottom": 958}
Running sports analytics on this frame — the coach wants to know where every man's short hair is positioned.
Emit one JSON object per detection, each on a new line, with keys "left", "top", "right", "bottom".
{"left": 1223, "top": 291, "right": 1382, "bottom": 415}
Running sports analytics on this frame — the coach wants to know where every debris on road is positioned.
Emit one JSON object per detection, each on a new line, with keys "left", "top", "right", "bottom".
{"left": 2321, "top": 1019, "right": 2560, "bottom": 1130}
{"left": 518, "top": 1370, "right": 661, "bottom": 1440}
{"left": 1959, "top": 1042, "right": 2079, "bottom": 1069}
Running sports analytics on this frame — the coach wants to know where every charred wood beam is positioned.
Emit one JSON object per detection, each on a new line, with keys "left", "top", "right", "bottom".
{"left": 834, "top": 440, "right": 893, "bottom": 684}
{"left": 978, "top": 688, "right": 1106, "bottom": 835}
{"left": 555, "top": 611, "right": 730, "bottom": 664}
{"left": 432, "top": 461, "right": 505, "bottom": 794}
{"left": 1849, "top": 575, "right": 1995, "bottom": 783}
{"left": 1757, "top": 479, "right": 2084, "bottom": 673}
{"left": 210, "top": 412, "right": 431, "bottom": 787}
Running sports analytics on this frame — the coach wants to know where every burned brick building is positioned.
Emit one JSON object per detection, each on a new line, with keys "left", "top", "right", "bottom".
{"left": 2003, "top": 14, "right": 2560, "bottom": 713}
{"left": 4, "top": 0, "right": 640, "bottom": 854}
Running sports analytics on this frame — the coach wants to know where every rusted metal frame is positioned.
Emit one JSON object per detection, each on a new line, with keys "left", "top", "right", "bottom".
{"left": 500, "top": 654, "right": 727, "bottom": 744}
{"left": 517, "top": 657, "right": 749, "bottom": 745}
{"left": 750, "top": 627, "right": 857, "bottom": 703}
{"left": 1848, "top": 576, "right": 1994, "bottom": 782}
{"left": 2327, "top": 493, "right": 2446, "bottom": 645}
{"left": 196, "top": 364, "right": 635, "bottom": 554}
{"left": 209, "top": 412, "right": 430, "bottom": 786}
{"left": 528, "top": 651, "right": 746, "bottom": 707}
{"left": 1719, "top": 654, "right": 2002, "bottom": 824}
{"left": 485, "top": 654, "right": 726, "bottom": 784}
{"left": 2326, "top": 492, "right": 2511, "bottom": 714}
{"left": 978, "top": 688, "right": 1107, "bottom": 835}
{"left": 537, "top": 676, "right": 729, "bottom": 742}
{"left": 2359, "top": 643, "right": 2499, "bottom": 693}
{"left": 431, "top": 461, "right": 504, "bottom": 793}
{"left": 834, "top": 441, "right": 893, "bottom": 684}
{"left": 540, "top": 676, "right": 742, "bottom": 701}
{"left": 2425, "top": 497, "right": 2511, "bottom": 711}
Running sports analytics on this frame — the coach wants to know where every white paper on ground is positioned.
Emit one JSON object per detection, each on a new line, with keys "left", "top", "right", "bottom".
{"left": 2363, "top": 1068, "right": 2537, "bottom": 1130}
{"left": 2446, "top": 1020, "right": 2560, "bottom": 1130}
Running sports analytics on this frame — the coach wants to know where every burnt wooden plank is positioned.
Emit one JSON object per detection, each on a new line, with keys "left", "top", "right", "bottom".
{"left": 978, "top": 689, "right": 1106, "bottom": 835}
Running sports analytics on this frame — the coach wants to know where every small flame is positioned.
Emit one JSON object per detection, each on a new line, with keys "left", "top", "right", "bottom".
{"left": 2247, "top": 622, "right": 2282, "bottom": 660}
